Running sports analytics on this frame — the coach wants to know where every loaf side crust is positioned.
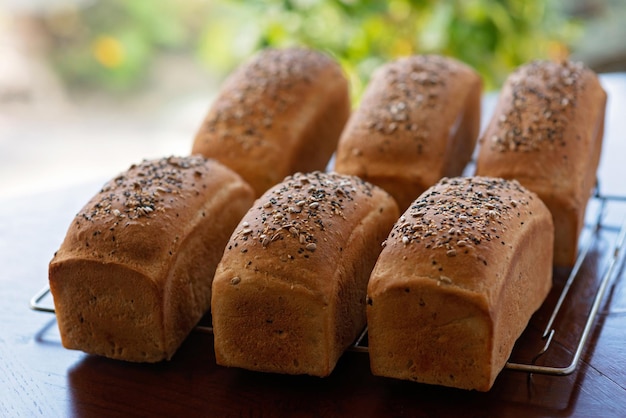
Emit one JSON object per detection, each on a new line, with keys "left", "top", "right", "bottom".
{"left": 49, "top": 156, "right": 254, "bottom": 362}
{"left": 192, "top": 48, "right": 350, "bottom": 196}
{"left": 475, "top": 60, "right": 606, "bottom": 266}
{"left": 334, "top": 55, "right": 482, "bottom": 210}
{"left": 367, "top": 176, "right": 554, "bottom": 390}
{"left": 212, "top": 171, "right": 399, "bottom": 376}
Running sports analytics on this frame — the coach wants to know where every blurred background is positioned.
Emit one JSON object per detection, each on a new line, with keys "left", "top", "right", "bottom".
{"left": 1, "top": 0, "right": 625, "bottom": 197}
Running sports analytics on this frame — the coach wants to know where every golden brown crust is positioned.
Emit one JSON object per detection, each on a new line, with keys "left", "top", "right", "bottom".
{"left": 367, "top": 176, "right": 554, "bottom": 391}
{"left": 475, "top": 60, "right": 606, "bottom": 266}
{"left": 192, "top": 48, "right": 350, "bottom": 196}
{"left": 49, "top": 156, "right": 254, "bottom": 362}
{"left": 212, "top": 171, "right": 399, "bottom": 376}
{"left": 334, "top": 55, "right": 482, "bottom": 211}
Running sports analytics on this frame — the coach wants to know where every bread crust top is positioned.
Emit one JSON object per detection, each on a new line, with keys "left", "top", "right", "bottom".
{"left": 218, "top": 171, "right": 398, "bottom": 295}
{"left": 476, "top": 60, "right": 606, "bottom": 201}
{"left": 192, "top": 48, "right": 350, "bottom": 195}
{"left": 50, "top": 156, "right": 253, "bottom": 278}
{"left": 369, "top": 176, "right": 554, "bottom": 302}
{"left": 335, "top": 55, "right": 481, "bottom": 174}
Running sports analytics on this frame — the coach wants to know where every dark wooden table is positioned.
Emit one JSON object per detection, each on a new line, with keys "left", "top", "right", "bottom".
{"left": 2, "top": 74, "right": 626, "bottom": 417}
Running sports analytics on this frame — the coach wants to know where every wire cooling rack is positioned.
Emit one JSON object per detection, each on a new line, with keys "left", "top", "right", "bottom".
{"left": 30, "top": 189, "right": 626, "bottom": 377}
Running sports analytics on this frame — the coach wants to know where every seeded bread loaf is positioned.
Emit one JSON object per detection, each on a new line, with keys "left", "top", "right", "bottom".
{"left": 475, "top": 60, "right": 606, "bottom": 266}
{"left": 334, "top": 55, "right": 482, "bottom": 211}
{"left": 191, "top": 47, "right": 351, "bottom": 197}
{"left": 49, "top": 156, "right": 255, "bottom": 362}
{"left": 367, "top": 176, "right": 554, "bottom": 391}
{"left": 211, "top": 171, "right": 399, "bottom": 376}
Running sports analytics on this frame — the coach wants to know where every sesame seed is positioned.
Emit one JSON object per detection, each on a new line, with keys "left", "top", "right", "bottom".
{"left": 488, "top": 60, "right": 586, "bottom": 153}
{"left": 393, "top": 177, "right": 531, "bottom": 265}
{"left": 439, "top": 276, "right": 452, "bottom": 284}
{"left": 224, "top": 172, "right": 374, "bottom": 259}
{"left": 80, "top": 156, "right": 209, "bottom": 221}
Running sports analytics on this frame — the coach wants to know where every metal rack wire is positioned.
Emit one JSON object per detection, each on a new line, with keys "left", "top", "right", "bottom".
{"left": 502, "top": 190, "right": 626, "bottom": 375}
{"left": 30, "top": 191, "right": 626, "bottom": 377}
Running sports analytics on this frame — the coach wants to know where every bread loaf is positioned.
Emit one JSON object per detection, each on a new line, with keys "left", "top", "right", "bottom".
{"left": 49, "top": 156, "right": 254, "bottom": 362}
{"left": 334, "top": 55, "right": 482, "bottom": 211}
{"left": 211, "top": 171, "right": 399, "bottom": 376}
{"left": 475, "top": 60, "right": 606, "bottom": 266}
{"left": 192, "top": 48, "right": 351, "bottom": 197}
{"left": 367, "top": 176, "right": 554, "bottom": 391}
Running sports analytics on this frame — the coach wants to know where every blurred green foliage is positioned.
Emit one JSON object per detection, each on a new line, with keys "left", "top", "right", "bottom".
{"left": 41, "top": 0, "right": 580, "bottom": 96}
{"left": 43, "top": 0, "right": 207, "bottom": 92}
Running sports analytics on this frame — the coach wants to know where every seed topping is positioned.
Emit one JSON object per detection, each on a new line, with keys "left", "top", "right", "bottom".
{"left": 358, "top": 55, "right": 456, "bottom": 155}
{"left": 487, "top": 60, "right": 587, "bottom": 152}
{"left": 197, "top": 48, "right": 338, "bottom": 151}
{"left": 388, "top": 176, "right": 534, "bottom": 270}
{"left": 228, "top": 171, "right": 374, "bottom": 260}
{"left": 79, "top": 156, "right": 208, "bottom": 223}
{"left": 70, "top": 155, "right": 211, "bottom": 253}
